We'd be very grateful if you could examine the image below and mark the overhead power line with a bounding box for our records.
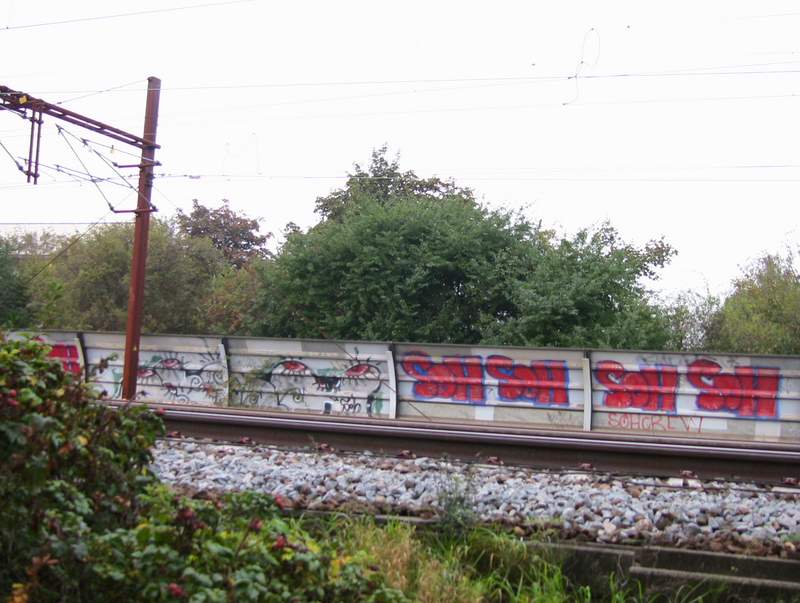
[57,125,118,212]
[0,221,130,226]
[149,172,800,184]
[1,0,256,32]
[22,208,119,285]
[8,61,800,98]
[56,79,144,106]
[0,136,24,172]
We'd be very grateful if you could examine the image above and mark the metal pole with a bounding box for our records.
[121,77,161,400]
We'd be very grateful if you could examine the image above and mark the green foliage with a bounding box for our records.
[16,220,225,333]
[0,337,405,602]
[251,148,677,348]
[253,196,538,344]
[255,190,675,349]
[0,335,164,599]
[7,151,678,350]
[326,518,602,603]
[86,488,406,603]
[177,199,271,268]
[658,291,721,352]
[314,146,475,223]
[706,252,800,355]
[436,472,478,539]
[0,241,30,327]
[200,259,267,335]
[481,224,676,350]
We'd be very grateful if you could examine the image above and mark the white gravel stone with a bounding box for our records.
[150,440,800,553]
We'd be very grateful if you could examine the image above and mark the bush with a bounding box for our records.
[0,335,406,602]
[0,335,164,599]
[88,487,406,602]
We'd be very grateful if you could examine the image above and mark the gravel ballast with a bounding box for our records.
[151,439,800,556]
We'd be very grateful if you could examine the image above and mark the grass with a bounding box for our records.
[300,515,722,603]
[290,473,722,602]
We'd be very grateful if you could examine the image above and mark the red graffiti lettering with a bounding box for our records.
[687,359,779,418]
[401,352,485,403]
[485,355,569,405]
[48,343,81,376]
[594,361,678,411]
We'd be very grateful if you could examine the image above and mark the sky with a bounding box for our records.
[1,0,799,300]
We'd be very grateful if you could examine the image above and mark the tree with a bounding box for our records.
[200,260,266,335]
[251,196,674,348]
[658,290,721,352]
[21,221,225,334]
[253,197,538,343]
[480,224,676,350]
[176,199,270,268]
[0,241,30,327]
[314,146,475,222]
[705,252,800,355]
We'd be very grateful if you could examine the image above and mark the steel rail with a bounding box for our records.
[107,401,800,483]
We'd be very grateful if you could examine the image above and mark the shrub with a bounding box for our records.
[88,487,406,602]
[0,335,406,602]
[0,335,164,598]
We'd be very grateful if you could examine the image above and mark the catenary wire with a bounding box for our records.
[0,136,24,172]
[57,125,118,211]
[0,221,130,226]
[242,91,800,121]
[22,203,132,284]
[8,61,800,97]
[1,0,256,31]
[148,172,800,183]
[34,161,134,189]
[56,79,145,106]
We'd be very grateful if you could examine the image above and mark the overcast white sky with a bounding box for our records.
[2,1,799,299]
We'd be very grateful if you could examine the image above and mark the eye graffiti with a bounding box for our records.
[234,356,388,417]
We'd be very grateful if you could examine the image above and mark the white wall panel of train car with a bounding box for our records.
[394,343,586,427]
[83,333,227,404]
[589,351,800,442]
[226,337,395,418]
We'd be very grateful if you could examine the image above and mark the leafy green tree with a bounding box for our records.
[200,260,267,334]
[176,199,271,268]
[252,197,674,348]
[658,290,721,352]
[480,224,675,349]
[21,221,225,333]
[0,241,30,327]
[314,146,475,222]
[254,197,538,343]
[706,252,800,354]
[1,232,69,327]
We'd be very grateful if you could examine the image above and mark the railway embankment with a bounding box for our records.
[152,438,800,557]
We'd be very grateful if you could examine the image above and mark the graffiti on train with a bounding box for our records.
[231,357,389,417]
[44,341,82,376]
[96,351,226,403]
[594,362,679,412]
[687,359,779,418]
[400,352,570,406]
[593,358,780,418]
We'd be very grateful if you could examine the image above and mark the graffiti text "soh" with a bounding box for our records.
[49,343,82,376]
[594,361,678,412]
[687,359,779,418]
[401,352,569,406]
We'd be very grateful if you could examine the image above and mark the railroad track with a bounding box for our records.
[107,401,800,484]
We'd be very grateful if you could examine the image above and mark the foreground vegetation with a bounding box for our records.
[2,148,799,354]
[2,336,730,602]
